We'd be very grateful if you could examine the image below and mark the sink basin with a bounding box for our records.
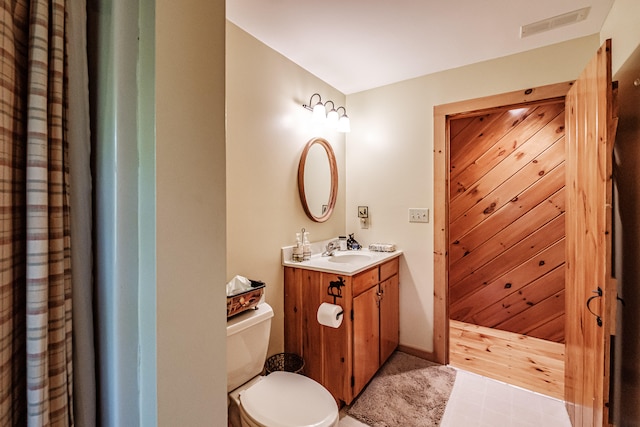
[327,253,372,264]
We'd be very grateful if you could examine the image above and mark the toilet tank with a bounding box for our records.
[227,302,274,392]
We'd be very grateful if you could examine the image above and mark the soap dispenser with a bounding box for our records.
[302,231,311,261]
[293,232,303,262]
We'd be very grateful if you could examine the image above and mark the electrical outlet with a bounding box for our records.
[409,208,429,223]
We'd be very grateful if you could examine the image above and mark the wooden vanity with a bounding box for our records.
[283,253,400,405]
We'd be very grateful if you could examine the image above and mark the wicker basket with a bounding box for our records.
[264,353,304,375]
[226,286,264,318]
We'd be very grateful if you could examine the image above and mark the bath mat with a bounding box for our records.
[347,351,456,427]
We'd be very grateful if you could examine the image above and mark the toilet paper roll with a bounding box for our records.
[317,302,344,328]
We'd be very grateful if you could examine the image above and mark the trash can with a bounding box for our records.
[264,353,304,375]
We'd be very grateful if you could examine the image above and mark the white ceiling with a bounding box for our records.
[227,0,615,94]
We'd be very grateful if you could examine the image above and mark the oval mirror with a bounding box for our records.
[298,137,338,222]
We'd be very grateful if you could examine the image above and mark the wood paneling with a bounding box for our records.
[449,187,565,274]
[451,238,565,320]
[449,100,566,343]
[449,320,565,399]
[471,265,565,332]
[449,164,565,265]
[450,103,565,208]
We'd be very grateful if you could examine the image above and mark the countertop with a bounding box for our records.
[282,244,402,276]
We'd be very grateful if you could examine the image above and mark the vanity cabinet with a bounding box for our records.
[284,256,400,404]
[352,260,399,395]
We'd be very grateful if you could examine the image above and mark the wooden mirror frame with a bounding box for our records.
[297,137,338,222]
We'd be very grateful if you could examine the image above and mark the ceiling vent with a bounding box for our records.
[520,7,591,38]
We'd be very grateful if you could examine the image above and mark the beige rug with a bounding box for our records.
[347,351,456,427]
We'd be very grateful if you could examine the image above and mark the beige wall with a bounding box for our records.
[226,22,346,356]
[601,0,640,75]
[601,0,640,423]
[345,35,600,353]
[155,0,227,425]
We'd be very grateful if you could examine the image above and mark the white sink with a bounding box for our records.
[327,253,372,264]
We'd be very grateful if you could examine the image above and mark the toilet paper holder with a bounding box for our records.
[326,278,345,319]
[327,277,345,304]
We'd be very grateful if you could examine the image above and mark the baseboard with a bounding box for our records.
[397,345,438,363]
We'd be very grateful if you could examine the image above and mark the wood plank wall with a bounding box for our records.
[448,101,566,343]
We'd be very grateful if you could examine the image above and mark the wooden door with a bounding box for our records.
[564,39,617,426]
[353,285,379,395]
[379,275,399,364]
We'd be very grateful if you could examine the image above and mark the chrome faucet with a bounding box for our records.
[322,240,340,257]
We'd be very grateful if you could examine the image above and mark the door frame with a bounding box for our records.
[432,81,574,365]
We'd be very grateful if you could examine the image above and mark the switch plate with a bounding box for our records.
[409,208,429,223]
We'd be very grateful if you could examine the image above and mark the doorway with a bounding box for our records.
[432,82,572,399]
[448,100,566,343]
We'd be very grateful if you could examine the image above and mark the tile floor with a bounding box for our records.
[338,368,571,427]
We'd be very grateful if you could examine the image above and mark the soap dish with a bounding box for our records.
[369,243,396,252]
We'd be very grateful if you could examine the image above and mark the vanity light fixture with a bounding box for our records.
[303,93,351,133]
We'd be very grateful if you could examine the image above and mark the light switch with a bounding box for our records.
[409,208,429,223]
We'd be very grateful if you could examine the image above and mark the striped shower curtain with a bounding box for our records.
[1,0,94,426]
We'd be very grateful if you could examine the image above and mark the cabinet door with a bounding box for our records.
[353,285,379,395]
[379,274,399,365]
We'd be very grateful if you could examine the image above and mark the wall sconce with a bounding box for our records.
[303,93,350,133]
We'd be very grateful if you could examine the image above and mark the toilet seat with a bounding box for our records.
[239,371,339,427]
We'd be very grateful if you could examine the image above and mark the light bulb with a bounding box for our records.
[312,102,326,123]
[326,108,339,128]
[337,114,350,133]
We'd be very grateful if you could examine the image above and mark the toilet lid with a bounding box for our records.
[240,371,338,427]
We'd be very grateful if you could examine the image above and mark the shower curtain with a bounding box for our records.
[0,0,94,425]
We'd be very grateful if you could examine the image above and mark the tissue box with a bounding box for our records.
[227,282,265,318]
[368,243,397,252]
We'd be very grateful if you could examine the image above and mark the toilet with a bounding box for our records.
[227,302,339,427]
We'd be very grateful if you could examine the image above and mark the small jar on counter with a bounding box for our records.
[339,236,347,251]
